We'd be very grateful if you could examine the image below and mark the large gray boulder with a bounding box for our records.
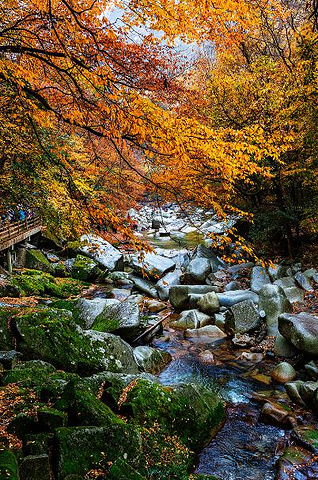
[79,234,123,271]
[169,285,219,311]
[170,309,211,329]
[197,291,220,314]
[217,290,259,308]
[92,297,141,340]
[133,346,171,373]
[225,299,261,335]
[193,244,224,272]
[279,313,318,355]
[130,274,158,298]
[250,266,271,293]
[156,269,182,301]
[76,298,120,329]
[129,252,175,279]
[294,272,314,292]
[183,257,211,284]
[258,284,293,335]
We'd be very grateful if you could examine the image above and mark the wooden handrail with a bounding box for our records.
[0,216,42,247]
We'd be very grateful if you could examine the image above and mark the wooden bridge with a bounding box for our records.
[0,216,42,252]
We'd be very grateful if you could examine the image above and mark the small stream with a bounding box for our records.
[153,330,287,480]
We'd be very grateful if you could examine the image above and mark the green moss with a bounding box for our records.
[23,433,54,456]
[55,380,123,427]
[25,249,53,273]
[91,310,120,333]
[117,379,225,450]
[53,262,70,278]
[0,449,19,480]
[11,270,84,298]
[56,424,142,480]
[14,307,138,374]
[37,407,67,430]
[71,255,99,281]
[108,459,146,479]
[2,360,56,387]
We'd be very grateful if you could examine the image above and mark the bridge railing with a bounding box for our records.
[0,216,42,247]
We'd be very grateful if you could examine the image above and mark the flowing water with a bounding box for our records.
[152,329,304,480]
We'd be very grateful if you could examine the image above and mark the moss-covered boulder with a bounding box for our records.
[105,378,225,450]
[92,297,141,340]
[14,308,139,374]
[25,249,53,273]
[11,270,83,298]
[2,360,56,386]
[71,255,101,281]
[55,424,142,480]
[0,449,19,480]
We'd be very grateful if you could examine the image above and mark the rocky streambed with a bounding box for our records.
[1,204,318,479]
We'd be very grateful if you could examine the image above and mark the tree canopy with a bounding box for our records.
[1,0,318,257]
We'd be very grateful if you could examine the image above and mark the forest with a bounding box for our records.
[1,1,318,480]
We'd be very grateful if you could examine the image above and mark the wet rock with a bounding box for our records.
[295,271,314,292]
[279,313,318,356]
[271,362,296,383]
[76,298,119,329]
[130,274,158,298]
[250,266,271,293]
[183,257,211,284]
[299,381,318,404]
[170,309,211,329]
[285,381,306,407]
[260,402,295,429]
[276,446,318,480]
[197,291,220,314]
[304,361,318,380]
[169,285,219,311]
[184,325,227,340]
[258,284,292,335]
[143,299,166,313]
[232,333,254,347]
[156,269,182,301]
[217,290,259,308]
[92,297,140,340]
[292,426,318,454]
[79,234,124,271]
[224,280,240,291]
[129,252,175,279]
[225,299,260,335]
[133,346,171,373]
[19,454,51,480]
[274,333,297,358]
